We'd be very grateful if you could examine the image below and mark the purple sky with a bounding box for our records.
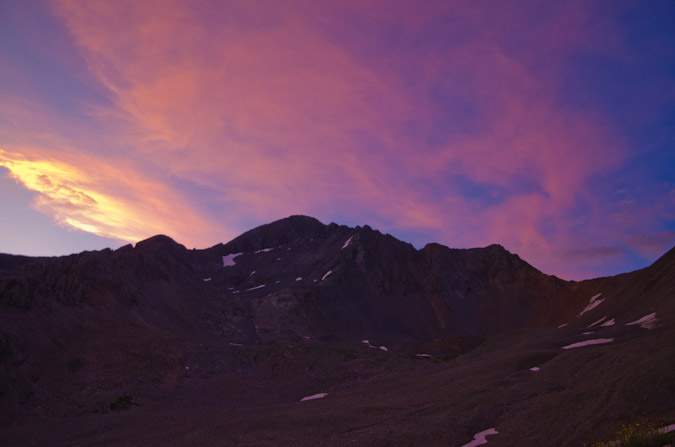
[1,0,674,280]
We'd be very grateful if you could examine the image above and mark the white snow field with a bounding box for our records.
[562,338,614,350]
[341,236,353,249]
[300,393,327,402]
[361,339,377,349]
[578,293,604,316]
[222,253,243,267]
[588,317,607,327]
[461,428,499,447]
[627,312,659,329]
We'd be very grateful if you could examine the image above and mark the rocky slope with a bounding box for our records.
[0,215,673,446]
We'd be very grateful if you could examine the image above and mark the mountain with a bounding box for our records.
[0,216,673,446]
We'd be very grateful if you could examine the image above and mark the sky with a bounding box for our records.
[0,0,674,280]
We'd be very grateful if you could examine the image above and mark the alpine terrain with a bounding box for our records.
[1,216,673,446]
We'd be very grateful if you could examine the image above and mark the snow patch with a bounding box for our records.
[222,253,243,267]
[275,280,280,284]
[245,285,266,291]
[627,313,658,329]
[557,324,567,328]
[232,291,240,294]
[300,393,327,402]
[588,317,607,327]
[601,319,615,327]
[228,343,243,347]
[562,338,614,350]
[203,278,212,282]
[583,331,593,335]
[461,428,499,447]
[321,270,333,281]
[578,294,605,316]
[255,248,274,253]
[296,277,303,281]
[416,354,432,358]
[249,271,256,276]
[361,339,379,349]
[379,346,388,352]
[530,367,540,372]
[341,236,353,249]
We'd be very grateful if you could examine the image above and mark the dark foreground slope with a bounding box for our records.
[0,216,673,446]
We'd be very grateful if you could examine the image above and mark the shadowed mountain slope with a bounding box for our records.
[0,216,673,446]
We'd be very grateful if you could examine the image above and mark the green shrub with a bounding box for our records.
[109,395,140,411]
[585,423,675,447]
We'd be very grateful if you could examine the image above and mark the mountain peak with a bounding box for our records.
[134,234,185,252]
[278,214,324,227]
[221,215,326,253]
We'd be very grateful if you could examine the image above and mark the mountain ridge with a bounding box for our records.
[1,215,672,333]
[1,215,673,446]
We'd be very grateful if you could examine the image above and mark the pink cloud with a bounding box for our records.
[0,0,664,278]
[51,2,622,242]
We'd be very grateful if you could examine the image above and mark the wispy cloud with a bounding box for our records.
[0,147,223,246]
[0,1,671,279]
[624,231,675,260]
[560,245,626,261]
[50,2,621,224]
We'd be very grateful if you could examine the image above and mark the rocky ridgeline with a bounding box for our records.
[0,215,673,446]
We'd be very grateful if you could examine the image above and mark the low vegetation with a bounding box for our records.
[585,423,675,447]
[109,395,140,411]
[94,395,140,414]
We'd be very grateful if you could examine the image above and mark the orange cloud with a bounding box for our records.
[0,147,224,246]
